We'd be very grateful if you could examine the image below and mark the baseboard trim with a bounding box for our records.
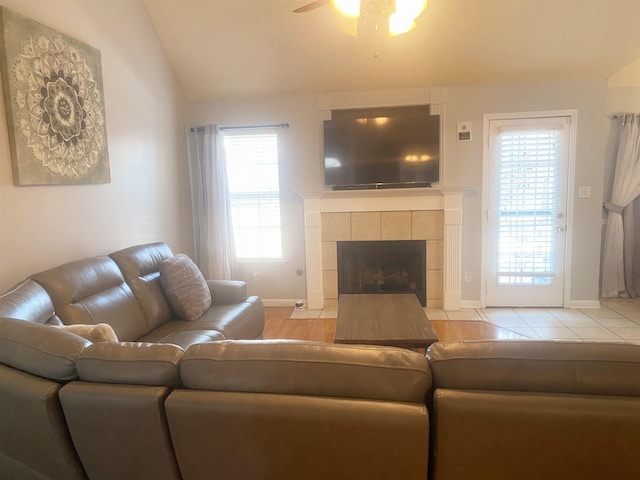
[263,298,601,309]
[459,299,602,309]
[262,299,298,307]
[461,300,483,309]
[566,300,601,309]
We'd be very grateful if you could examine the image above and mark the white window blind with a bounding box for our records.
[495,127,561,285]
[223,131,282,259]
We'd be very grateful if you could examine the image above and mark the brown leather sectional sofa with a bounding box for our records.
[1,243,640,479]
[15,242,265,348]
[0,319,431,480]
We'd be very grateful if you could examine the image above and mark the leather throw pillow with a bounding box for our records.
[160,254,212,321]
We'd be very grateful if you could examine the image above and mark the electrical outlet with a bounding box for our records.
[252,272,259,280]
[464,272,472,283]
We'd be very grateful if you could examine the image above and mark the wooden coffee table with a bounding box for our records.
[334,294,439,350]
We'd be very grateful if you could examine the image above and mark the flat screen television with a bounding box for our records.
[323,113,440,190]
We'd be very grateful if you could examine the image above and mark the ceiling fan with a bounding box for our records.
[292,0,428,36]
[293,0,329,13]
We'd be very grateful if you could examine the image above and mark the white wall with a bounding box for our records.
[187,79,608,306]
[445,80,608,306]
[0,0,191,292]
[0,4,612,306]
[608,58,640,88]
[608,87,640,112]
[187,95,318,301]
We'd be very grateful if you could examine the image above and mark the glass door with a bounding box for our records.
[485,116,570,307]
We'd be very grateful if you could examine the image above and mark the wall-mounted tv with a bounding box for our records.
[323,108,440,190]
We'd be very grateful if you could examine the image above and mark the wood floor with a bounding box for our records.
[263,306,526,344]
[264,307,337,343]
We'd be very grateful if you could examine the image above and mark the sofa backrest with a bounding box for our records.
[31,256,149,341]
[0,317,89,480]
[109,242,175,330]
[180,340,431,403]
[180,339,432,402]
[427,339,640,397]
[75,341,183,387]
[60,342,184,480]
[427,340,640,480]
[168,340,431,480]
[0,279,62,325]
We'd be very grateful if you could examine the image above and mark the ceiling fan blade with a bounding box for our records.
[293,0,329,13]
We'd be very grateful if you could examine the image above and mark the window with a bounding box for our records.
[495,127,562,285]
[222,130,282,259]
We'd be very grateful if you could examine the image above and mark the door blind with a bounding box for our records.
[495,128,561,285]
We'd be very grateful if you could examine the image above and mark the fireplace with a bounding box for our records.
[337,240,426,306]
[300,189,463,310]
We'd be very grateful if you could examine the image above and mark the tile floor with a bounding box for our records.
[290,297,640,344]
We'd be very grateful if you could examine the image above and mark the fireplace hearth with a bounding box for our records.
[337,240,426,306]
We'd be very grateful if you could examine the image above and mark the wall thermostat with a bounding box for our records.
[457,121,472,142]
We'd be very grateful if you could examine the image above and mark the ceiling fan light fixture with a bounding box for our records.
[389,14,416,36]
[331,0,361,19]
[389,0,426,35]
[330,0,427,36]
[396,0,428,20]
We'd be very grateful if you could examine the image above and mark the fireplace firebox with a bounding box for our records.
[337,240,426,306]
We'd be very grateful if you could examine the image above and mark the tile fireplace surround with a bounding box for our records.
[301,189,463,311]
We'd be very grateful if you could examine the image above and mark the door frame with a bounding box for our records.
[481,110,578,308]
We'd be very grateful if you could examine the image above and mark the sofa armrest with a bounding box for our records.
[206,280,247,305]
[0,317,89,381]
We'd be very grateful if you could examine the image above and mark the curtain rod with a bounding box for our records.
[190,123,289,132]
[221,122,289,131]
[610,113,640,120]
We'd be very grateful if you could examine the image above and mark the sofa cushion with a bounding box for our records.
[137,325,225,350]
[180,339,432,403]
[0,317,89,381]
[186,299,264,339]
[160,254,211,321]
[76,342,183,386]
[55,323,118,343]
[110,242,175,329]
[0,279,62,325]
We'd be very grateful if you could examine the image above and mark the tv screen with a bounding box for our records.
[323,113,440,190]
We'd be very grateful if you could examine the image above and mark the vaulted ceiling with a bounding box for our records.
[142,0,640,100]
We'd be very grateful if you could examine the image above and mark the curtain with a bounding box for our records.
[601,114,640,297]
[186,126,236,280]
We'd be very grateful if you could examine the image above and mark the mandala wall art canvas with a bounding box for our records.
[0,7,110,185]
